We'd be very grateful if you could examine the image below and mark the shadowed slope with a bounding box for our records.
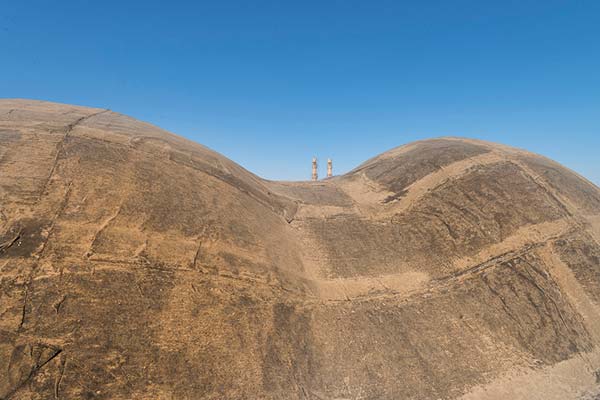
[1,99,600,400]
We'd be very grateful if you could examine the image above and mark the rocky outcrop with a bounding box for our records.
[1,99,599,399]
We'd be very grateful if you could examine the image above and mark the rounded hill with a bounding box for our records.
[1,99,600,399]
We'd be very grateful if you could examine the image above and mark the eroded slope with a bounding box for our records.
[1,100,600,400]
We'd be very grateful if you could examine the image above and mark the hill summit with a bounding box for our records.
[1,99,600,399]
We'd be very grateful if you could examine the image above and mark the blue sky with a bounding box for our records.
[1,0,599,183]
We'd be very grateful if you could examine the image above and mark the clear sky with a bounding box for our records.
[1,1,599,184]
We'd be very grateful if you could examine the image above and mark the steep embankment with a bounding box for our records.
[1,99,599,399]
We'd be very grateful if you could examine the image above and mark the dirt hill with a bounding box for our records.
[1,99,600,400]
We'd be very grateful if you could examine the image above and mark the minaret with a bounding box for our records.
[312,157,318,181]
[327,159,333,178]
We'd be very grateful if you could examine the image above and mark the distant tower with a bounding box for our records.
[312,157,318,181]
[327,159,333,178]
